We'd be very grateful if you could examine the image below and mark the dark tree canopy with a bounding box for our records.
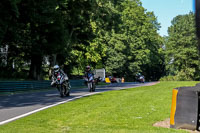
[1,0,187,81]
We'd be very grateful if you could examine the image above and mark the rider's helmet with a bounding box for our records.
[53,65,60,73]
[137,73,141,76]
[86,65,91,72]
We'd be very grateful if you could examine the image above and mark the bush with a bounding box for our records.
[160,72,193,81]
[159,75,178,81]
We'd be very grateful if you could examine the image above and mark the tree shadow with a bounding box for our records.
[0,82,143,109]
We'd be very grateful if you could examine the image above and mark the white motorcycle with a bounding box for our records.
[84,74,96,92]
[138,75,145,83]
[55,73,70,97]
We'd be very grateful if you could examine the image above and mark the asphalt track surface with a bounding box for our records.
[0,82,158,125]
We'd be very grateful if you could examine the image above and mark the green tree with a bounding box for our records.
[104,0,164,80]
[0,0,165,81]
[0,0,19,44]
[66,0,119,73]
[16,0,69,79]
[165,12,199,80]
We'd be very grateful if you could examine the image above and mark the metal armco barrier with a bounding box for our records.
[0,79,85,93]
[170,83,200,130]
[0,81,51,92]
[70,79,85,88]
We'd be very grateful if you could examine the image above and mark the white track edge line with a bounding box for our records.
[0,91,101,125]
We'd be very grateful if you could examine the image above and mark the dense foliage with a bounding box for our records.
[163,12,199,81]
[2,0,196,81]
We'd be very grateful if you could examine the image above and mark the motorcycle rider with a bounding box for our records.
[84,65,93,77]
[136,73,141,78]
[84,66,94,85]
[136,73,145,83]
[51,65,69,87]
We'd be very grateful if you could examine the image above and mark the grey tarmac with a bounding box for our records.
[0,82,159,125]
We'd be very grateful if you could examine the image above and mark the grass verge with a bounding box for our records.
[0,81,198,133]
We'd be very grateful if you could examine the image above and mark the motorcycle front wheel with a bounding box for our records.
[88,82,93,92]
[60,84,65,97]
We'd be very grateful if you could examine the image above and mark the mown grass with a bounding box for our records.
[0,81,198,133]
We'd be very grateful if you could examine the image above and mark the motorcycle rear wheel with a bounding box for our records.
[92,82,96,92]
[64,82,70,96]
[65,86,70,96]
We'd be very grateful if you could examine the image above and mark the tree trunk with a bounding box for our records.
[29,54,42,80]
[48,54,57,80]
[50,54,57,67]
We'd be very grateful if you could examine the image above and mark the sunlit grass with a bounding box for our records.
[0,81,198,133]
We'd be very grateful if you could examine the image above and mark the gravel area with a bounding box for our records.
[153,118,199,133]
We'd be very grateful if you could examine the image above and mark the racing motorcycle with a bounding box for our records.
[84,73,96,92]
[55,73,70,97]
[137,75,145,83]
